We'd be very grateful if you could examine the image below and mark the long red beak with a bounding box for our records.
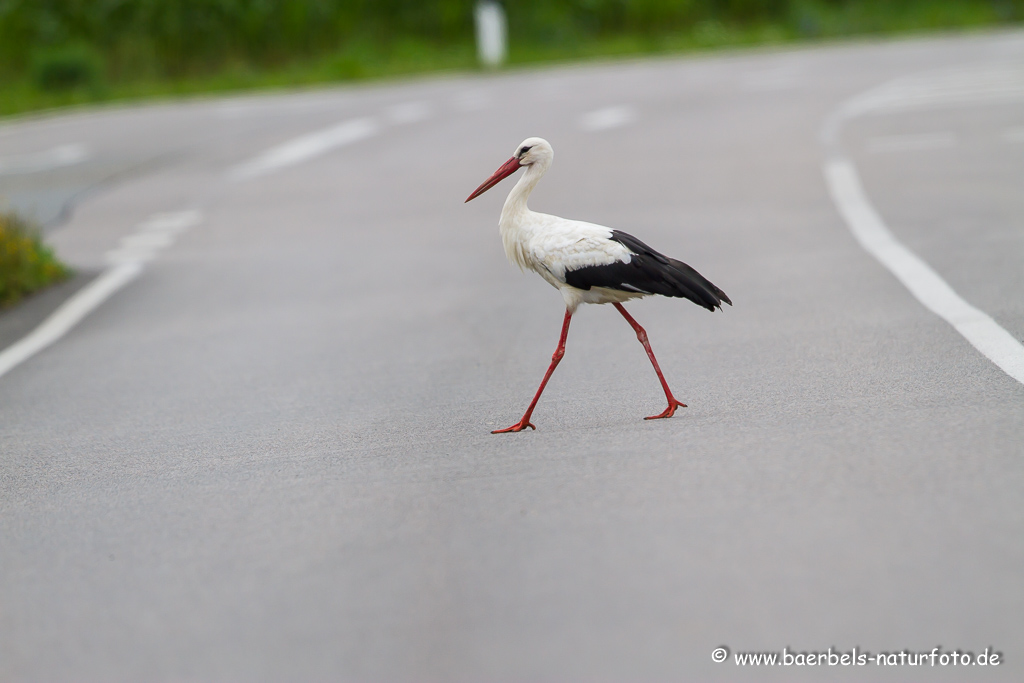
[465,156,522,202]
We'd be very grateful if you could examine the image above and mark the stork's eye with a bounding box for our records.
[518,146,533,157]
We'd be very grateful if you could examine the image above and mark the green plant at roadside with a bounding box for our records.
[2,2,1020,80]
[0,211,70,309]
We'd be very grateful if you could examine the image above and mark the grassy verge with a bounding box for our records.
[0,212,70,309]
[0,40,479,118]
[0,3,1020,118]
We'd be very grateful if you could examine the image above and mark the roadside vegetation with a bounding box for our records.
[0,1,1021,117]
[0,211,70,309]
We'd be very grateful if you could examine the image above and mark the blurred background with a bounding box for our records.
[5,0,1019,306]
[2,1,1023,116]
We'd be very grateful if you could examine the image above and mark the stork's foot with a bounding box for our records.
[492,419,537,434]
[644,399,687,420]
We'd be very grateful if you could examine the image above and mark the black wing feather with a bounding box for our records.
[563,230,732,312]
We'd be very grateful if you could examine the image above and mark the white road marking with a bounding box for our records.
[0,210,202,381]
[823,64,1024,386]
[839,65,1024,119]
[580,106,635,132]
[229,118,378,180]
[105,210,202,265]
[2,104,410,381]
[824,159,1024,385]
[0,144,88,175]
[866,132,956,153]
[138,211,202,233]
[214,93,350,120]
[822,64,1024,146]
[0,263,142,380]
[1004,126,1024,143]
[385,101,432,125]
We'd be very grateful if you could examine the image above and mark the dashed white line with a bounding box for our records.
[0,210,202,381]
[138,211,200,234]
[866,132,956,153]
[2,99,417,379]
[0,144,89,175]
[824,159,1024,385]
[580,106,635,132]
[105,211,202,265]
[229,117,378,181]
[385,101,432,125]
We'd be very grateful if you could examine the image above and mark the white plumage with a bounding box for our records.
[466,137,730,433]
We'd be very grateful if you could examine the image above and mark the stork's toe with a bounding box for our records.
[644,399,687,420]
[491,420,537,434]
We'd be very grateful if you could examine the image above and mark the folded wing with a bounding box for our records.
[563,230,732,312]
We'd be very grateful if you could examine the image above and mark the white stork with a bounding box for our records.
[466,137,731,433]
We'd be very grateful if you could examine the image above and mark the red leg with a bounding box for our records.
[613,303,687,420]
[493,309,573,434]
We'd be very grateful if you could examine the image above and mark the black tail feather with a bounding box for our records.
[563,230,732,312]
[608,230,730,311]
[666,258,732,311]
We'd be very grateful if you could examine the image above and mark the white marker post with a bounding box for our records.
[475,0,507,68]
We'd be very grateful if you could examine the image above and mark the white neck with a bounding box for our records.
[499,160,548,226]
[496,159,550,271]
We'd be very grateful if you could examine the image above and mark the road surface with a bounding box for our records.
[1,31,1023,681]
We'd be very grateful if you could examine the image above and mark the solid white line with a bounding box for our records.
[842,65,1024,117]
[866,132,956,153]
[229,117,378,180]
[824,159,1024,385]
[0,210,202,381]
[0,263,142,380]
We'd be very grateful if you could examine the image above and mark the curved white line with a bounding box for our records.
[824,159,1024,385]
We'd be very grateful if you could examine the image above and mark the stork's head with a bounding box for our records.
[465,137,553,202]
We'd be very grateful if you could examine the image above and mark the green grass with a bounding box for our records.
[0,2,1020,118]
[0,39,480,118]
[0,212,70,309]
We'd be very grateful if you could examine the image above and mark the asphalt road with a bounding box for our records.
[2,32,1023,681]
